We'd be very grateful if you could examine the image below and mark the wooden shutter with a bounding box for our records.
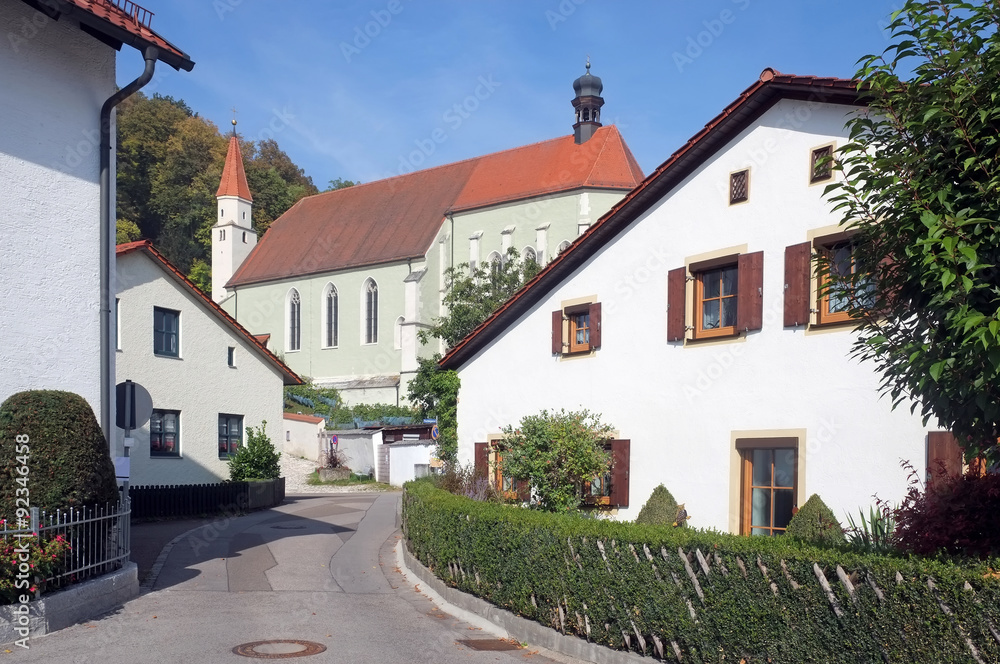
[608,439,630,507]
[784,242,811,327]
[474,442,488,479]
[516,478,531,502]
[667,267,686,342]
[551,310,563,354]
[927,432,963,484]
[736,251,763,332]
[589,302,602,349]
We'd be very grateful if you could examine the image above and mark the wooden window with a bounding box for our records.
[811,145,834,183]
[730,169,749,204]
[739,440,797,536]
[695,264,738,338]
[153,307,179,357]
[817,240,873,325]
[287,289,301,351]
[150,409,180,457]
[218,414,243,458]
[552,302,602,355]
[492,450,530,502]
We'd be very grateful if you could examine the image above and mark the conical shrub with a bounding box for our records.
[785,494,845,545]
[635,484,680,526]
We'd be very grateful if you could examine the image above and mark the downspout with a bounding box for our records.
[100,46,158,447]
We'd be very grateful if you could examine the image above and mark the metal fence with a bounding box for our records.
[1,500,130,591]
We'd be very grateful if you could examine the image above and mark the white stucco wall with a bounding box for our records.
[454,99,937,532]
[116,252,289,485]
[329,430,379,477]
[388,441,434,487]
[0,2,115,424]
[282,416,324,461]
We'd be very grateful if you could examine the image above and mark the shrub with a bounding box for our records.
[635,484,679,526]
[228,421,281,481]
[0,390,119,519]
[845,497,897,553]
[0,533,71,604]
[498,409,612,513]
[784,494,845,546]
[433,464,499,503]
[403,481,1000,664]
[895,463,1000,558]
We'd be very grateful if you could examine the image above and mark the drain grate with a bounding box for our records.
[456,639,521,651]
[232,640,327,659]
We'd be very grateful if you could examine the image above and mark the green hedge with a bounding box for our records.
[403,481,1000,663]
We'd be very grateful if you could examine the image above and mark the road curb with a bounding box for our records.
[397,540,649,664]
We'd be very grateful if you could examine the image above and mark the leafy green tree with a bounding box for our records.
[407,355,460,464]
[326,177,359,191]
[228,421,281,481]
[116,219,142,245]
[829,0,1000,464]
[498,409,612,512]
[188,259,211,294]
[421,247,540,348]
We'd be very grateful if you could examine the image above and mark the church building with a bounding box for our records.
[213,65,644,404]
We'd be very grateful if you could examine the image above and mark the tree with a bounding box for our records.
[116,219,142,245]
[421,246,541,348]
[498,409,612,512]
[326,177,359,191]
[407,355,460,464]
[828,0,1000,465]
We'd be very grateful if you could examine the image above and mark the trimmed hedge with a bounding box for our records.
[403,481,1000,663]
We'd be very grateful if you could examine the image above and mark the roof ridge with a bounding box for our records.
[582,127,612,184]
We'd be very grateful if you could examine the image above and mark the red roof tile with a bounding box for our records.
[283,412,325,424]
[116,241,302,385]
[217,136,253,201]
[441,70,864,370]
[227,126,643,287]
[56,0,193,71]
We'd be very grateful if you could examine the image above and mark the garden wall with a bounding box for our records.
[402,482,1000,663]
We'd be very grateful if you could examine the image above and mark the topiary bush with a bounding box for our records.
[635,484,679,526]
[228,421,281,481]
[0,390,119,518]
[785,494,845,546]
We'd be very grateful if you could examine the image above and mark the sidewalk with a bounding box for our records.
[129,516,218,585]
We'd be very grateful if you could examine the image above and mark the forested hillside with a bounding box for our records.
[115,93,320,292]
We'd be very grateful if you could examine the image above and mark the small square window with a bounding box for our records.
[219,414,243,458]
[227,346,235,367]
[811,145,834,183]
[153,307,179,357]
[150,409,180,457]
[694,264,738,338]
[730,169,749,205]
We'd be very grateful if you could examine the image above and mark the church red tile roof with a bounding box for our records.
[217,135,253,201]
[116,241,302,385]
[52,0,194,71]
[227,125,643,287]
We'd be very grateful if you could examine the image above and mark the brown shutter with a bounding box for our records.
[667,267,686,342]
[516,478,531,502]
[551,310,563,354]
[474,442,488,479]
[784,242,811,327]
[927,432,963,485]
[736,251,763,332]
[589,302,602,349]
[608,439,630,507]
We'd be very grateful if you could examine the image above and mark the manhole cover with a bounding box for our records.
[456,639,521,651]
[270,525,307,530]
[232,640,327,659]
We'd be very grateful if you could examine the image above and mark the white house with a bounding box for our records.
[282,412,325,462]
[0,0,192,453]
[116,240,302,485]
[441,69,955,534]
[216,65,644,405]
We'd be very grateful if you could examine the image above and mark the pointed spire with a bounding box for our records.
[216,133,253,201]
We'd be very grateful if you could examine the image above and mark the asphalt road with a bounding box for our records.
[5,492,563,663]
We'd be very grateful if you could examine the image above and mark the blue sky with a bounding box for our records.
[120,0,904,188]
